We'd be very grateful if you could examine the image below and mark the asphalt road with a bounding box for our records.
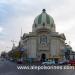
[0,59,75,75]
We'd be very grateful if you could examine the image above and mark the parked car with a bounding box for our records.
[10,58,14,61]
[17,58,24,64]
[68,60,75,65]
[42,60,55,65]
[58,60,69,65]
[0,58,5,61]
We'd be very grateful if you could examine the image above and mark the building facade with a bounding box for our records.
[19,9,66,62]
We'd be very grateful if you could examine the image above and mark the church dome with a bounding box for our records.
[32,9,56,32]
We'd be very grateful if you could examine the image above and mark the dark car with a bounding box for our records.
[17,58,24,64]
[68,60,75,65]
[58,60,69,65]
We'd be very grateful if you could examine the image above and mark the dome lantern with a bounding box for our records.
[42,9,46,13]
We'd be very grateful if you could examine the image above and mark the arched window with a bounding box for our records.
[51,24,53,27]
[40,35,47,43]
[35,24,37,28]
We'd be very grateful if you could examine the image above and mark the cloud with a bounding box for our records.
[0,27,3,33]
[0,0,75,53]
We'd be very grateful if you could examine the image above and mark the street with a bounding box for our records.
[0,59,75,75]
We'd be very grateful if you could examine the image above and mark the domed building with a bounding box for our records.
[20,9,66,62]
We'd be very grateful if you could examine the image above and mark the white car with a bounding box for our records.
[42,60,55,65]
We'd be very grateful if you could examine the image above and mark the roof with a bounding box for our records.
[34,9,54,25]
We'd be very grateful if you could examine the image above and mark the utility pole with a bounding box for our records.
[20,27,23,38]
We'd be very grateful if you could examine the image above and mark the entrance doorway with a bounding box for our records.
[54,58,58,64]
[41,53,46,62]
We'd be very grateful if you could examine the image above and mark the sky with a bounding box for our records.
[0,0,75,53]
